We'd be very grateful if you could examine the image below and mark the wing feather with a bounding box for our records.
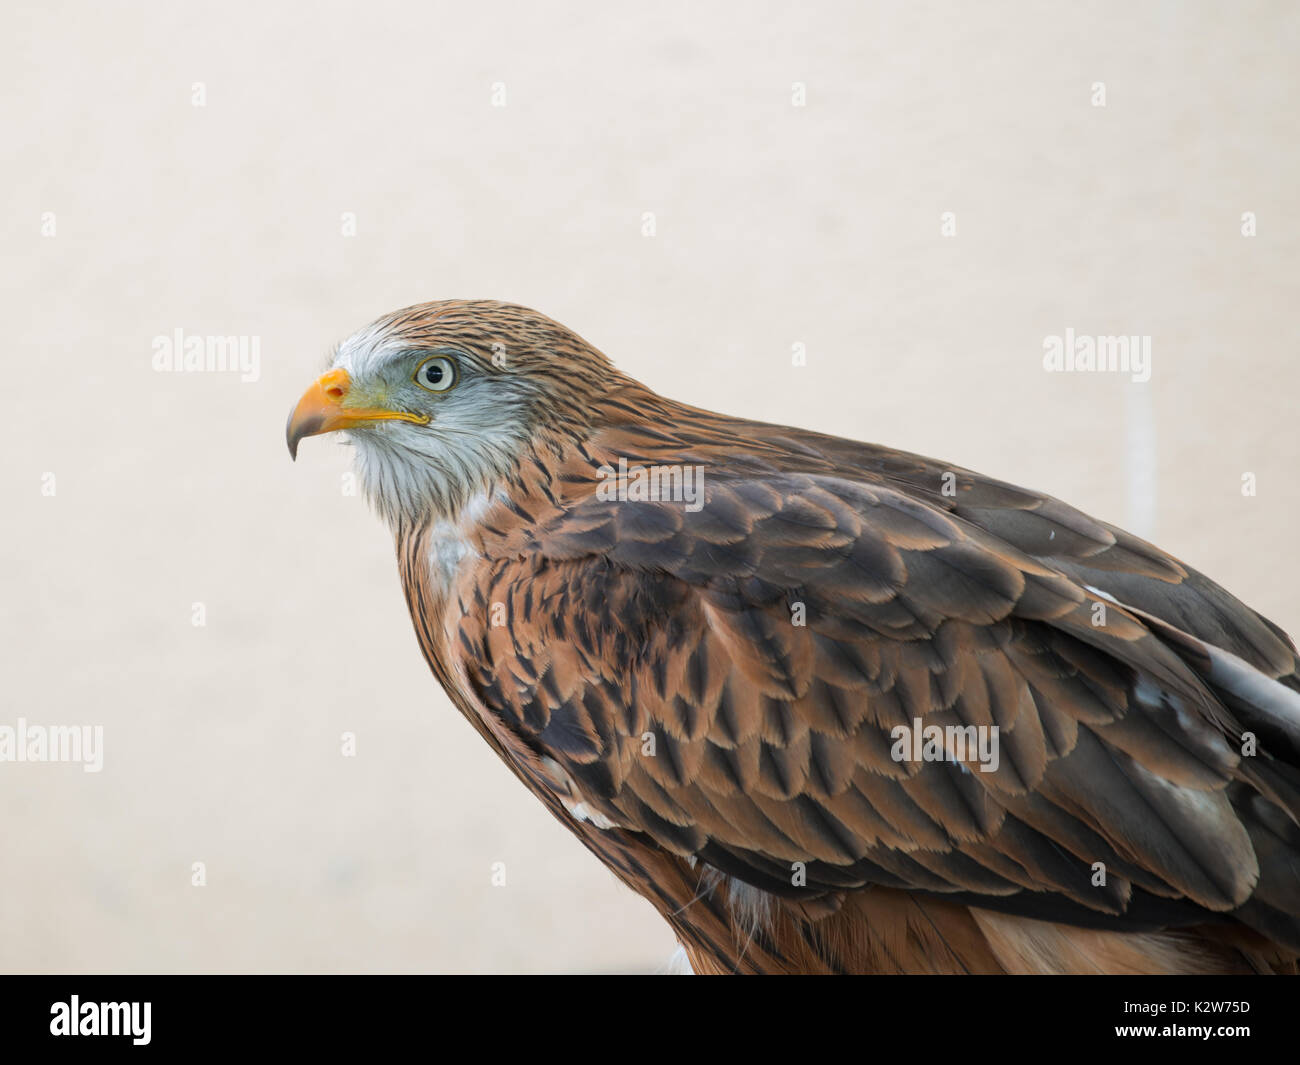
[455,459,1300,948]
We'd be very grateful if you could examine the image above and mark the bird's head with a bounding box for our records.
[287,300,625,527]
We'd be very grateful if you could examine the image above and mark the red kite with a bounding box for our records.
[287,300,1300,974]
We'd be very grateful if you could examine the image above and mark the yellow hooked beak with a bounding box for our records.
[286,368,429,459]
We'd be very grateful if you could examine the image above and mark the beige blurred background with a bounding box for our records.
[2,0,1297,973]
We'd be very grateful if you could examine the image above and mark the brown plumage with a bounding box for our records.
[288,300,1300,974]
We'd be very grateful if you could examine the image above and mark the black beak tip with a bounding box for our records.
[286,410,327,462]
[286,411,301,461]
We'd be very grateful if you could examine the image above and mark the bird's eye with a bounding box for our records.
[414,356,458,393]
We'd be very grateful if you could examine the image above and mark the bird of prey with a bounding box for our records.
[287,300,1300,974]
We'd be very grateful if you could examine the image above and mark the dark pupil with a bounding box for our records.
[425,363,444,385]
